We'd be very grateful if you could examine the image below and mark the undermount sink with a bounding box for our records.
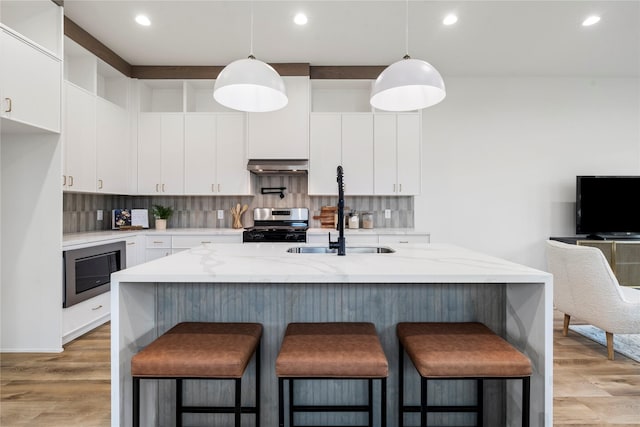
[287,246,395,254]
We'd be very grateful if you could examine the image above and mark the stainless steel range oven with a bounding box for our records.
[63,241,126,308]
[242,208,308,243]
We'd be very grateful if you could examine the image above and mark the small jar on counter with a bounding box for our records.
[361,212,374,229]
[348,213,359,229]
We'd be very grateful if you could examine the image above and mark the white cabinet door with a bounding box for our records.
[138,113,184,195]
[373,113,421,195]
[1,29,61,132]
[63,82,96,192]
[96,98,129,194]
[216,114,250,195]
[125,236,141,268]
[184,114,216,194]
[373,114,397,195]
[309,113,341,195]
[396,114,421,195]
[248,76,309,159]
[184,113,249,195]
[341,114,373,195]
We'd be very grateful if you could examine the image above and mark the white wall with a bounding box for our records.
[415,77,640,270]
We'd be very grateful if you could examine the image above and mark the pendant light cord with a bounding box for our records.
[404,0,409,58]
[249,0,255,58]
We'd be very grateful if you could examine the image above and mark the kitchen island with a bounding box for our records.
[111,242,552,427]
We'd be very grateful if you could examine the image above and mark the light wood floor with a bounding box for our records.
[1,311,639,426]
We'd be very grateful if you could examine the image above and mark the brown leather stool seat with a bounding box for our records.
[276,322,388,427]
[397,322,532,427]
[131,322,262,427]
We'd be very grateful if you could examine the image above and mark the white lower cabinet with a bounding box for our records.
[378,233,430,244]
[62,287,110,344]
[145,235,172,261]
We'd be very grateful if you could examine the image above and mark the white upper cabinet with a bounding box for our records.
[309,114,342,195]
[308,113,374,195]
[374,113,421,195]
[63,37,130,193]
[63,82,96,192]
[96,98,130,194]
[138,113,185,195]
[1,1,62,133]
[1,30,61,133]
[247,76,309,159]
[184,113,250,195]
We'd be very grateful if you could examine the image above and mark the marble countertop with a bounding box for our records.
[112,242,550,284]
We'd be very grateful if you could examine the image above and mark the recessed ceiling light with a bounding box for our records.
[294,12,308,26]
[135,14,151,26]
[443,14,458,26]
[582,15,601,26]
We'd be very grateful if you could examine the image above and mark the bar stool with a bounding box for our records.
[397,322,532,427]
[131,322,262,427]
[276,322,388,427]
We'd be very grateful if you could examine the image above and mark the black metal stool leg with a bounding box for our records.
[278,378,285,427]
[381,377,387,427]
[398,343,404,427]
[368,378,373,427]
[523,376,530,427]
[132,377,140,427]
[256,341,261,427]
[421,377,428,427]
[477,378,484,427]
[289,379,294,426]
[176,378,183,427]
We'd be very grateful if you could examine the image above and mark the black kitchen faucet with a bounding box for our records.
[329,165,346,256]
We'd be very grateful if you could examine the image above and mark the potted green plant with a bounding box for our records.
[152,204,173,230]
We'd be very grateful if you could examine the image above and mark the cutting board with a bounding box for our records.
[313,206,337,229]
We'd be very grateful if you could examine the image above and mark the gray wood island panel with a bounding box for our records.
[111,243,553,427]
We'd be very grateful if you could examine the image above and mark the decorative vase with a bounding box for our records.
[155,219,167,230]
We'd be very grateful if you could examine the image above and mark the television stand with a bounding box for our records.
[586,234,640,241]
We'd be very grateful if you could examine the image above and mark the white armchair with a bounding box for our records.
[546,240,640,360]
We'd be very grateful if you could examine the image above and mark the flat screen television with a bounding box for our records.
[576,176,640,239]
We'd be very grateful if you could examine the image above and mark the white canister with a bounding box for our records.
[348,214,359,229]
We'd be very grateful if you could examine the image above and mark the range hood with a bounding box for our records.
[247,159,308,175]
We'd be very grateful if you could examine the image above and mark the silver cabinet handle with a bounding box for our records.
[4,98,12,113]
[212,184,215,193]
[98,179,103,189]
[155,183,159,192]
[218,184,221,192]
[62,175,67,186]
[91,305,103,311]
[399,183,402,192]
[200,241,212,244]
[393,183,396,192]
[69,176,74,187]
[399,240,409,244]
[153,241,163,244]
[162,183,165,192]
[127,242,135,246]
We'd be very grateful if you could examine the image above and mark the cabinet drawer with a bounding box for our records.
[145,248,172,262]
[378,234,430,244]
[146,235,172,248]
[172,234,241,248]
[62,292,110,343]
[345,234,378,244]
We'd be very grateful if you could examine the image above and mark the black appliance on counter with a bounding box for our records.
[242,208,308,243]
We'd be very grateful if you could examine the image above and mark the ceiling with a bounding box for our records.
[62,1,640,78]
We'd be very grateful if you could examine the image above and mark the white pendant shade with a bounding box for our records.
[370,57,446,111]
[213,57,288,113]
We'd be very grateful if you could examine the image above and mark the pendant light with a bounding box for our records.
[213,1,288,112]
[370,0,445,111]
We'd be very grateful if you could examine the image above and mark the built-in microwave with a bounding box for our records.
[63,241,126,308]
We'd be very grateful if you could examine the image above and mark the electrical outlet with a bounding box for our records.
[217,210,224,220]
[384,209,391,219]
[97,209,103,221]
